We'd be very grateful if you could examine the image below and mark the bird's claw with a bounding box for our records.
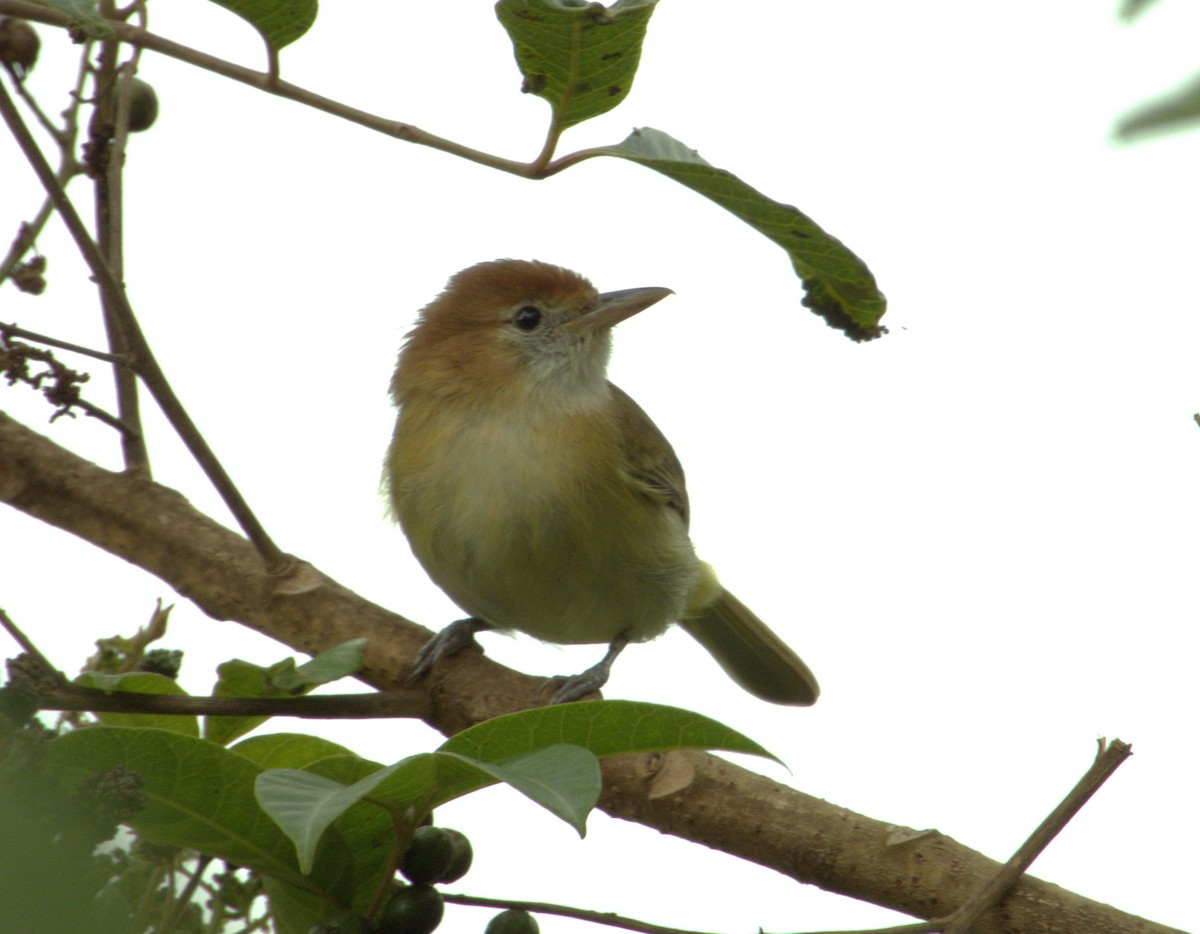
[405,617,488,685]
[543,632,629,704]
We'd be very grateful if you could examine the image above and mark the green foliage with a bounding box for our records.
[617,128,886,338]
[205,0,319,53]
[491,0,885,338]
[495,0,658,130]
[29,698,773,930]
[77,670,200,736]
[205,638,365,745]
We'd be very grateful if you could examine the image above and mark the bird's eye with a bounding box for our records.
[513,305,542,332]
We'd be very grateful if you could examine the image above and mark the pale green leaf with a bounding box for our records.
[255,762,405,874]
[442,745,599,836]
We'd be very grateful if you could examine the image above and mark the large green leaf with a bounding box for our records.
[75,672,198,736]
[602,127,887,340]
[442,698,780,763]
[205,0,319,52]
[441,744,599,835]
[256,763,402,874]
[47,727,352,900]
[232,732,365,771]
[256,699,775,881]
[495,0,658,131]
[258,743,599,874]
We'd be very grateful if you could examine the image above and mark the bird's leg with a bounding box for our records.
[405,617,492,685]
[547,632,631,704]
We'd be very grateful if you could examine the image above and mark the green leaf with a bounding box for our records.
[1115,71,1200,140]
[75,672,198,736]
[231,733,363,770]
[262,877,332,934]
[256,763,405,874]
[602,127,886,340]
[259,744,599,875]
[258,701,772,884]
[291,638,366,686]
[443,744,599,836]
[441,698,781,764]
[47,727,352,899]
[205,0,318,52]
[205,640,364,746]
[38,0,114,38]
[495,0,658,131]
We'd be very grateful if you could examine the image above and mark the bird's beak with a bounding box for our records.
[571,286,674,333]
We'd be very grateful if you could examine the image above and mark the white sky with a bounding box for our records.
[2,2,1198,932]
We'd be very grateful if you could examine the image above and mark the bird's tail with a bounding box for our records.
[680,566,819,706]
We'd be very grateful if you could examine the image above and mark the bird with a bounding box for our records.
[385,259,819,706]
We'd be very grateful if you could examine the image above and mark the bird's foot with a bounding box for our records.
[544,633,630,704]
[405,617,490,685]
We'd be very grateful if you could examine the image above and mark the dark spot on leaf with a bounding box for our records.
[801,276,888,342]
[790,229,811,239]
[601,51,622,61]
[522,73,547,94]
[607,85,622,96]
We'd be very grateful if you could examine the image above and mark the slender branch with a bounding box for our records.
[0,47,89,283]
[6,55,66,142]
[939,738,1134,934]
[0,77,288,570]
[31,683,429,719]
[0,606,67,686]
[69,395,140,436]
[0,322,134,365]
[162,856,213,934]
[90,4,150,472]
[0,0,569,178]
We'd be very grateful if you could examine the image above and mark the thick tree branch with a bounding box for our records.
[0,411,1182,934]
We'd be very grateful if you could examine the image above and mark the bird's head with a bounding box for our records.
[392,259,672,408]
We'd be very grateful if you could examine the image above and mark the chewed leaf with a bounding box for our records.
[604,127,887,341]
[495,0,659,131]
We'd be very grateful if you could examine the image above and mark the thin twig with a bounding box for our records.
[30,683,429,719]
[0,76,288,570]
[91,3,150,472]
[6,57,67,142]
[160,855,213,934]
[938,738,1133,934]
[0,606,68,685]
[444,893,722,934]
[0,47,89,283]
[1,321,134,365]
[0,0,557,177]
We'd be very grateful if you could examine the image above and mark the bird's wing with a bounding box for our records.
[607,381,690,528]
